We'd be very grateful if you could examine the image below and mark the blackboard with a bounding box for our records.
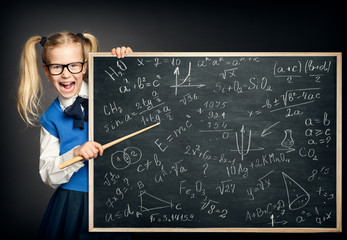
[88,53,342,232]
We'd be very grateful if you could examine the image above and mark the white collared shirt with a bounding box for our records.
[39,81,88,189]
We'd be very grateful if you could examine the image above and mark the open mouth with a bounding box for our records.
[60,82,75,91]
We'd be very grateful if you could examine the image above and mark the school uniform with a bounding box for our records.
[37,81,131,240]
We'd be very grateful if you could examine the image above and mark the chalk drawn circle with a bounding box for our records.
[124,147,142,165]
[111,151,130,170]
[288,195,310,210]
[110,147,142,170]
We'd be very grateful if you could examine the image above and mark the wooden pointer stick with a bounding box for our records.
[58,122,160,169]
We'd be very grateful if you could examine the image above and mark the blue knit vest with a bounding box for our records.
[39,98,88,192]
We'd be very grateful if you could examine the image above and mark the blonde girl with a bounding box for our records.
[17,31,132,240]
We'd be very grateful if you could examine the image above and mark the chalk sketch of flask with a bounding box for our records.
[281,129,294,150]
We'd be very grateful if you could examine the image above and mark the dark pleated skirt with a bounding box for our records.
[38,188,132,240]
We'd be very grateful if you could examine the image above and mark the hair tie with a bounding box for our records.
[77,33,85,43]
[40,36,47,47]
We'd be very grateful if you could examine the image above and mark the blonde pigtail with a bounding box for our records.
[81,32,99,81]
[83,32,99,57]
[17,36,43,126]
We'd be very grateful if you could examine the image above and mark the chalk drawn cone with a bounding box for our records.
[282,172,310,210]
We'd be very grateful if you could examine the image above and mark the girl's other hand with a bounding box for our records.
[111,46,133,58]
[73,141,104,160]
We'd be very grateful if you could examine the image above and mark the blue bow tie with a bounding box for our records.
[63,96,88,129]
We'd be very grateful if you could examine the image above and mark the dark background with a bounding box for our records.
[1,0,345,239]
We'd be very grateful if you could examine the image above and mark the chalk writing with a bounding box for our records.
[92,54,339,230]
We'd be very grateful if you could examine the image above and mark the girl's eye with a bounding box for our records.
[52,65,62,70]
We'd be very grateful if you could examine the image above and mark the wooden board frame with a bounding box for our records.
[88,52,342,233]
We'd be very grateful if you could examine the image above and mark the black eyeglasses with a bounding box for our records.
[45,62,85,75]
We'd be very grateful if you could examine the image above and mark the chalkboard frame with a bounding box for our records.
[88,52,342,233]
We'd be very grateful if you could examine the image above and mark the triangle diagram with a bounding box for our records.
[139,190,173,212]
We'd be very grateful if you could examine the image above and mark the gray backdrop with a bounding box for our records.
[1,1,345,239]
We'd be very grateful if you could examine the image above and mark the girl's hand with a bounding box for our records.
[111,46,133,58]
[73,141,104,160]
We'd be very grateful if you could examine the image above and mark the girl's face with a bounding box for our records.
[43,43,86,99]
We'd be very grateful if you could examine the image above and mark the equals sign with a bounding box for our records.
[167,135,174,142]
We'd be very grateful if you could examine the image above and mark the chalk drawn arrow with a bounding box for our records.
[171,62,205,95]
[261,121,280,137]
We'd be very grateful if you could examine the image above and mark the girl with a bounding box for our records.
[17,31,132,240]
